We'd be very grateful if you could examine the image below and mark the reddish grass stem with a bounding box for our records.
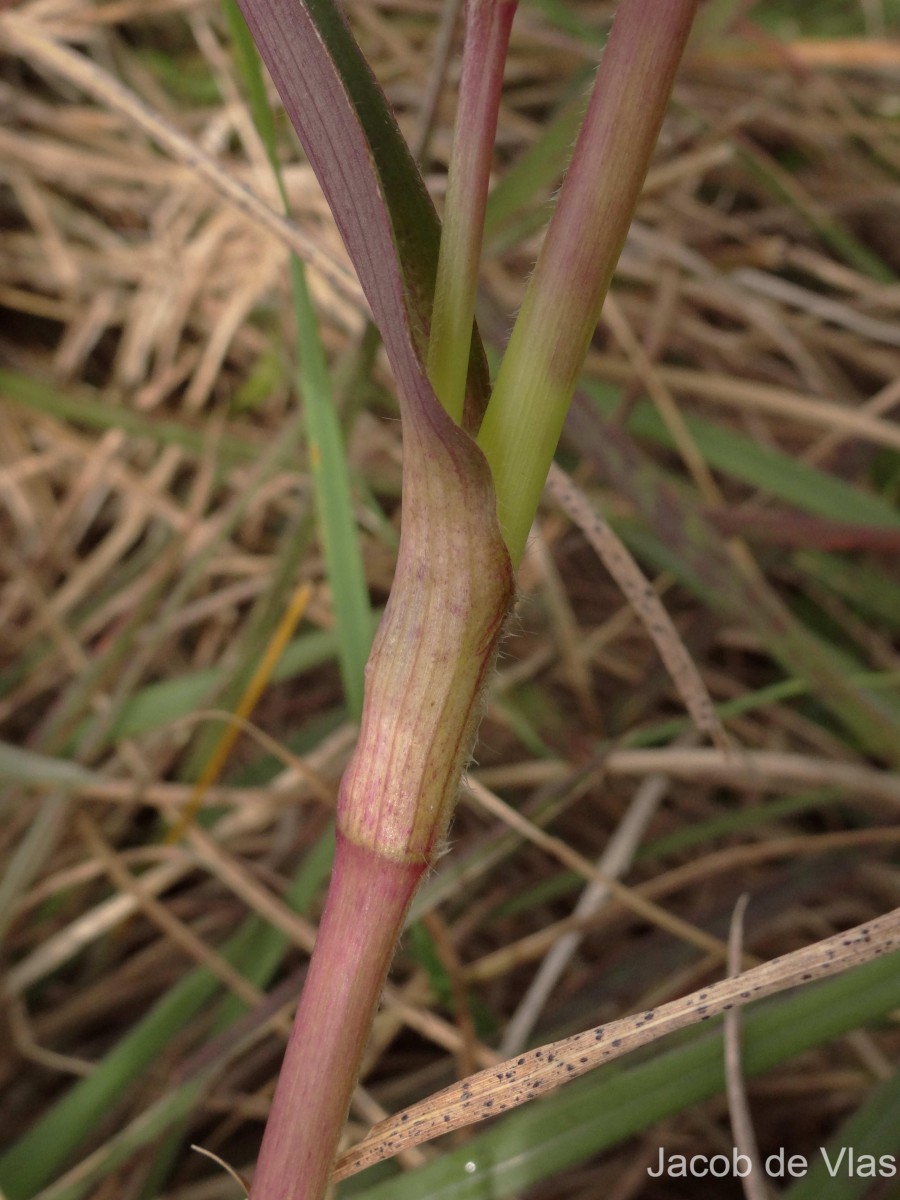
[249,835,424,1200]
[477,0,699,563]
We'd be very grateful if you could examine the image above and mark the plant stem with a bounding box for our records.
[477,0,699,565]
[249,835,424,1200]
[428,0,518,424]
[248,391,513,1200]
[232,3,697,1195]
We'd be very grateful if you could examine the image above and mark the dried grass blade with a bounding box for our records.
[0,13,361,308]
[334,906,900,1180]
[546,462,726,747]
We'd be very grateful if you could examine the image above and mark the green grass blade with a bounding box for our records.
[288,256,372,719]
[591,386,900,530]
[795,551,900,633]
[0,369,256,469]
[31,1084,217,1200]
[99,624,343,741]
[0,743,96,788]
